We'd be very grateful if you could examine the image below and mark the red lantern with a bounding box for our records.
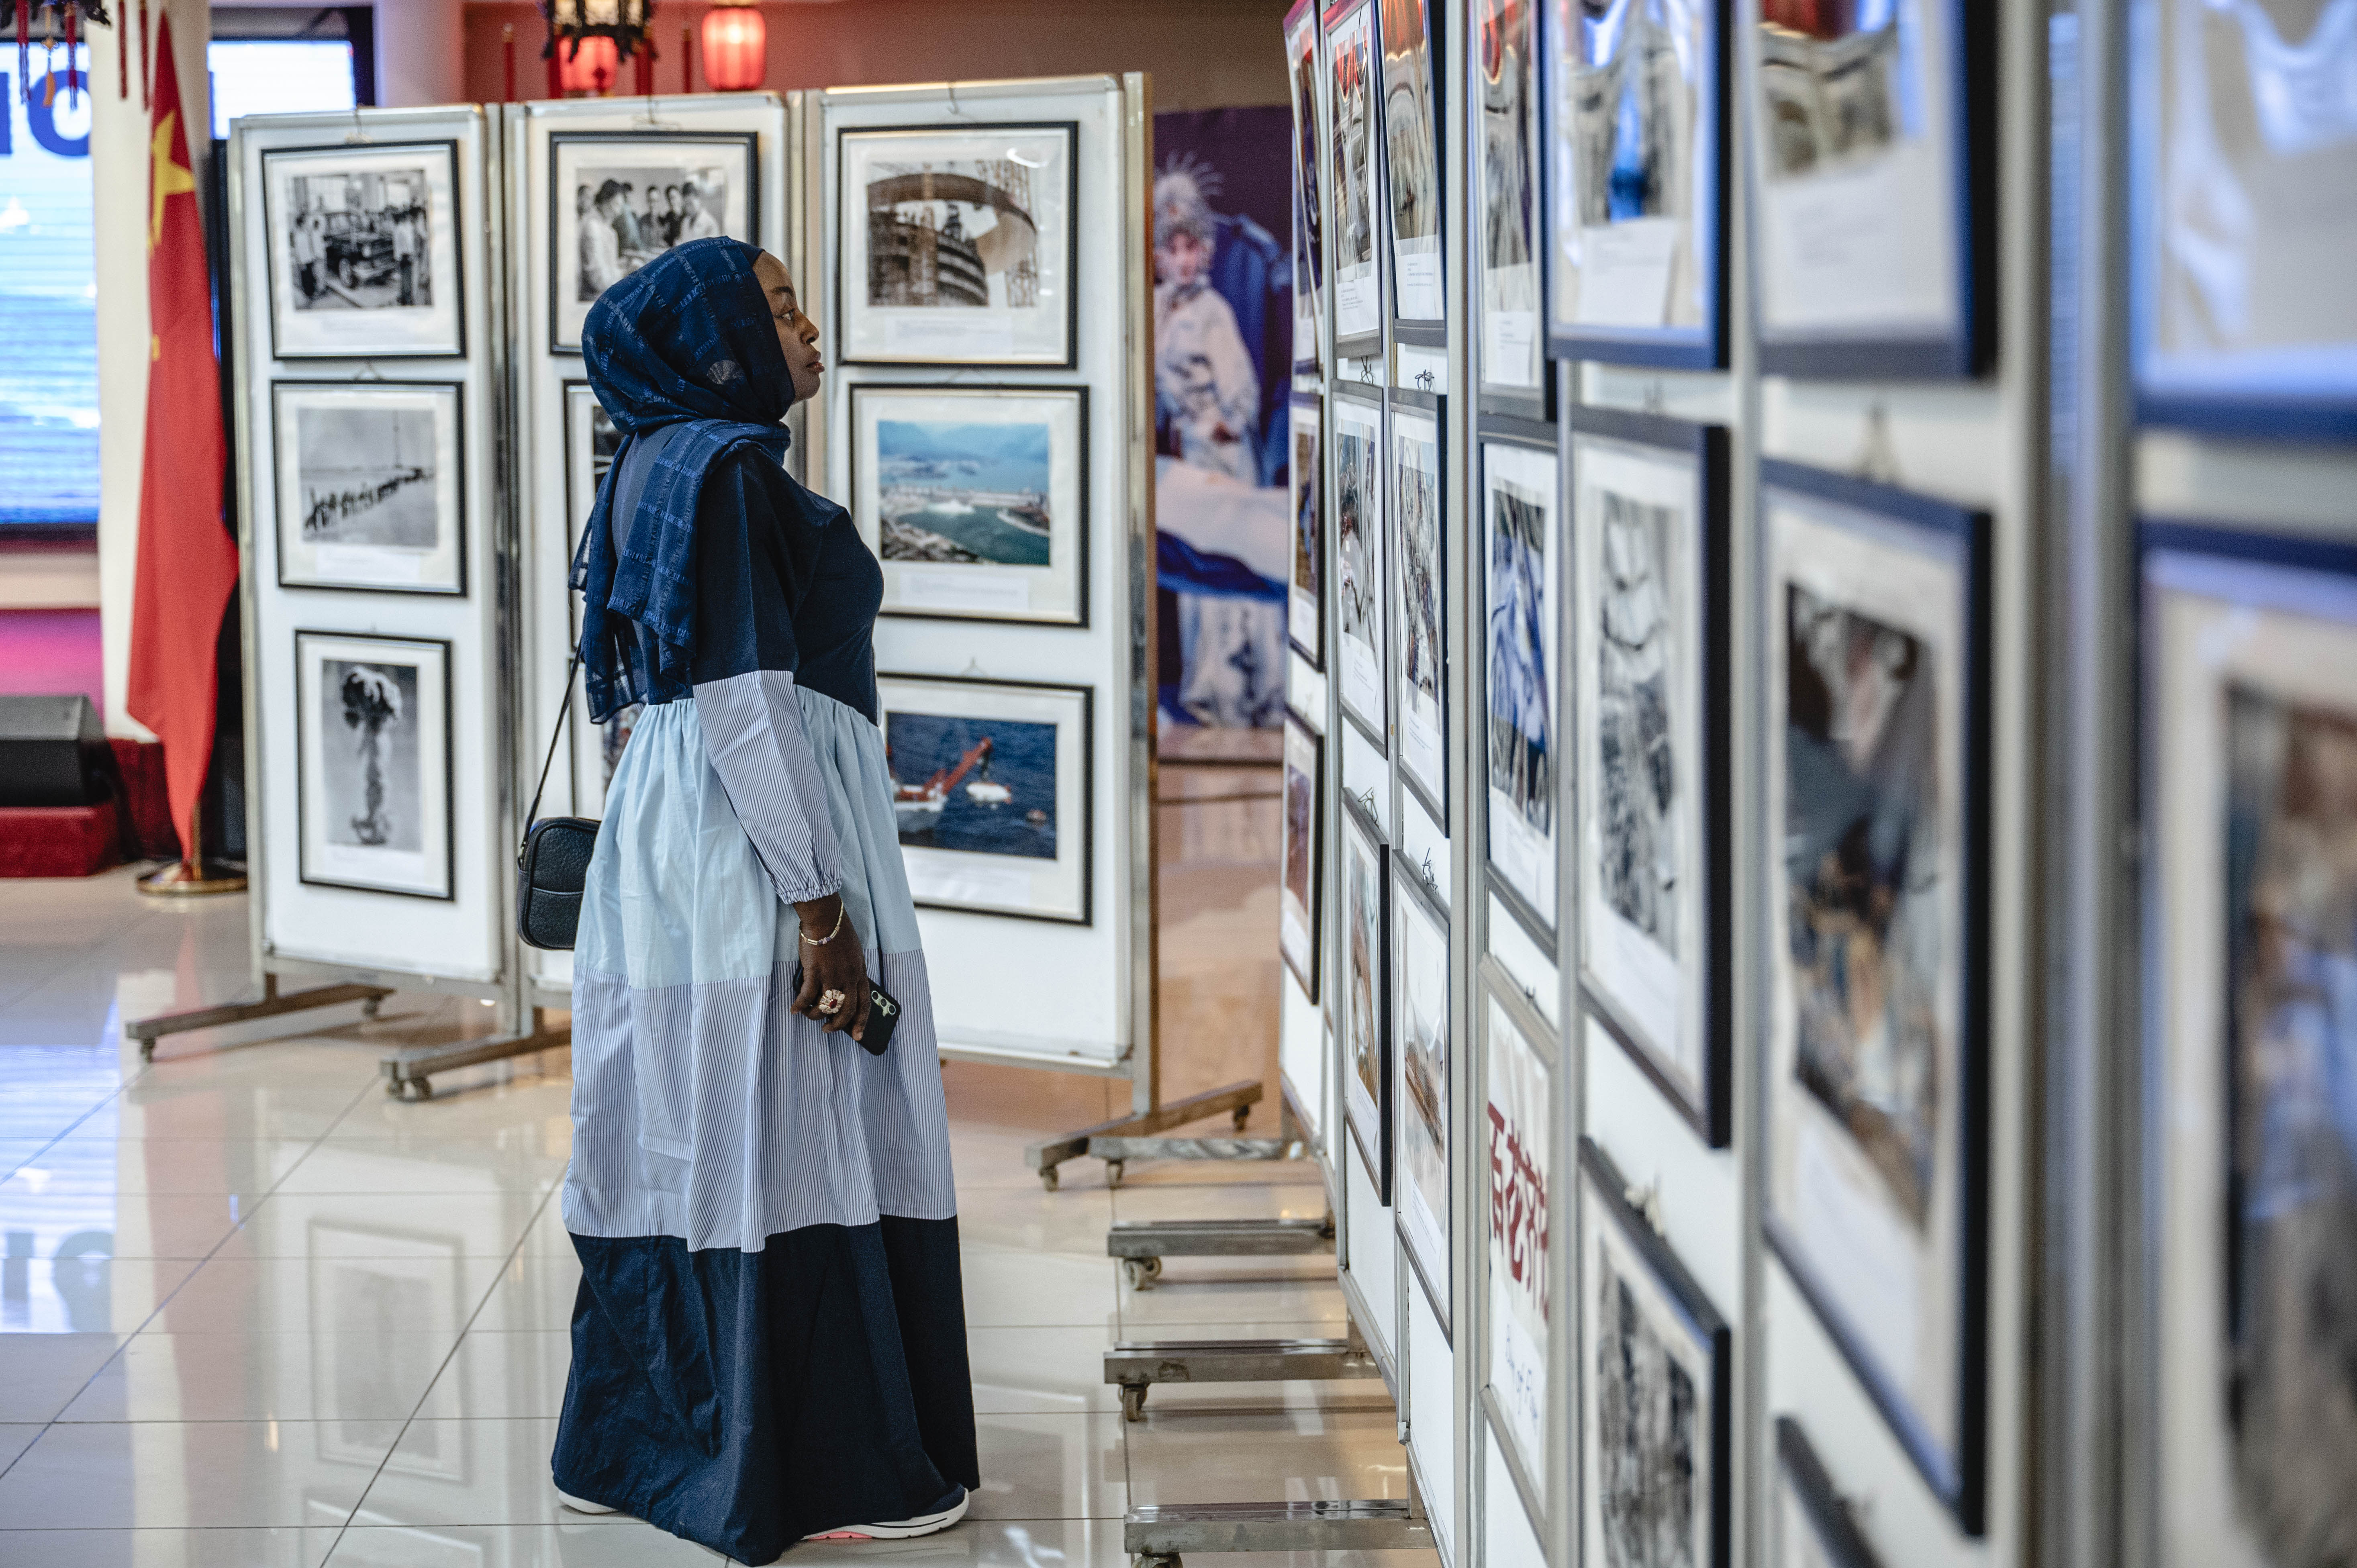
[558,33,618,94]
[699,2,764,91]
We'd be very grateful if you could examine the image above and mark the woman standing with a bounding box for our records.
[553,237,977,1562]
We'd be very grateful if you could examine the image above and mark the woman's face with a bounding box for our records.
[752,251,824,405]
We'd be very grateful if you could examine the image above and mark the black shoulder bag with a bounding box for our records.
[516,654,598,951]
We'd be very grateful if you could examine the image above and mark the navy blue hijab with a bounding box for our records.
[573,237,820,723]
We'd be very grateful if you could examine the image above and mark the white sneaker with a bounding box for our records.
[803,1485,970,1541]
[556,1487,619,1515]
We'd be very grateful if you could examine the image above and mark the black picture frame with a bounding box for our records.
[1333,382,1390,747]
[1391,852,1454,1338]
[1759,457,1992,1534]
[561,378,620,555]
[1288,0,1329,374]
[261,139,466,363]
[547,130,762,356]
[1325,0,1387,360]
[1569,405,1731,1146]
[1775,1417,1885,1568]
[876,670,1096,926]
[1578,1136,1734,1568]
[834,120,1081,371]
[270,379,468,598]
[1540,0,1731,369]
[1375,0,1447,329]
[1389,390,1450,824]
[292,629,457,903]
[1281,707,1328,999]
[1749,0,1995,379]
[1476,414,1564,954]
[1340,790,1393,1204]
[1289,390,1329,670]
[1471,0,1557,417]
[846,381,1092,629]
[1479,968,1557,1525]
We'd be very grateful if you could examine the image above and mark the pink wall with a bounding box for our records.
[0,608,106,716]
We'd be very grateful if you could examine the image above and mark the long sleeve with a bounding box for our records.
[689,452,848,907]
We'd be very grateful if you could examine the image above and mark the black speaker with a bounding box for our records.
[0,695,112,808]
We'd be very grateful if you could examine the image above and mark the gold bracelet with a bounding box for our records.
[799,903,847,946]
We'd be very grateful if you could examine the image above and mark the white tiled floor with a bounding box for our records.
[0,861,1439,1566]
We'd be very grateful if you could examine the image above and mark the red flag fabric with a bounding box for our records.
[125,14,236,862]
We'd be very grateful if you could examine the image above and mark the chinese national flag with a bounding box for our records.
[125,15,237,862]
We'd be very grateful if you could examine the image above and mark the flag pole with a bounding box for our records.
[137,789,246,897]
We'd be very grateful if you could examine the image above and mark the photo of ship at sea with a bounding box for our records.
[272,381,463,595]
[885,710,1059,860]
[878,418,1055,567]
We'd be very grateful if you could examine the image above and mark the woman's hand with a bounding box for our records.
[790,893,872,1041]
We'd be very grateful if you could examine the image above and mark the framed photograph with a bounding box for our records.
[879,673,1092,925]
[1282,709,1328,998]
[1341,794,1393,1200]
[272,382,464,596]
[262,142,463,361]
[1761,459,1991,1531]
[837,122,1078,368]
[1775,1418,1885,1568]
[849,384,1088,626]
[549,131,758,353]
[1483,979,1554,1508]
[1393,855,1452,1332]
[295,631,454,901]
[2141,523,2357,1568]
[1290,393,1328,668]
[1573,408,1732,1145]
[1335,391,1389,741]
[1749,0,1992,376]
[1473,0,1547,405]
[2132,0,2357,436]
[1544,0,1728,368]
[1480,421,1561,943]
[562,381,622,554]
[1579,1136,1733,1568]
[1391,399,1448,819]
[1288,0,1329,369]
[1378,0,1446,323]
[1326,0,1384,349]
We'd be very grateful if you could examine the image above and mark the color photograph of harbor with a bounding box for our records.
[877,416,1056,567]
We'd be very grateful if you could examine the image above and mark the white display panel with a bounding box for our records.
[818,77,1143,1069]
[511,93,793,998]
[234,106,506,984]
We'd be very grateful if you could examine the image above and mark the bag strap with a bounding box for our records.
[521,651,581,852]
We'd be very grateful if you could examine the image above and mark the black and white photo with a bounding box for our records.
[2145,526,2357,1568]
[1775,1418,1885,1568]
[1482,432,1558,933]
[1475,0,1544,398]
[1379,0,1445,320]
[1763,461,1988,1528]
[1291,394,1328,667]
[273,382,464,595]
[263,142,463,359]
[1342,798,1393,1197]
[1580,1137,1732,1568]
[879,674,1093,924]
[838,122,1078,367]
[550,132,757,351]
[296,631,453,901]
[1335,395,1388,737]
[1394,859,1452,1325]
[1392,402,1448,815]
[1326,0,1383,344]
[1546,0,1722,364]
[564,382,623,553]
[1283,710,1326,998]
[852,384,1089,625]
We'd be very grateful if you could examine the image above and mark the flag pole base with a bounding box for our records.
[137,860,248,898]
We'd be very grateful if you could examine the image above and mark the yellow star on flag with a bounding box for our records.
[151,110,196,253]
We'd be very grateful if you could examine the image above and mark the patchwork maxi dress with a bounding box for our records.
[555,432,977,1563]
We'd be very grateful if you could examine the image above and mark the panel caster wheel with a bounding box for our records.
[360,995,383,1019]
[1105,1159,1125,1188]
[1134,1555,1181,1568]
[1119,1383,1149,1422]
[1040,1165,1061,1192]
[391,1076,433,1102]
[1232,1104,1251,1131]
[1122,1256,1163,1291]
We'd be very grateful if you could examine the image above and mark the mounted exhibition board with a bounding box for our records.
[806,76,1151,1075]
[508,92,793,1003]
[228,106,509,989]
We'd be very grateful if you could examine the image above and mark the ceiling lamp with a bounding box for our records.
[542,0,652,97]
[700,1,764,92]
